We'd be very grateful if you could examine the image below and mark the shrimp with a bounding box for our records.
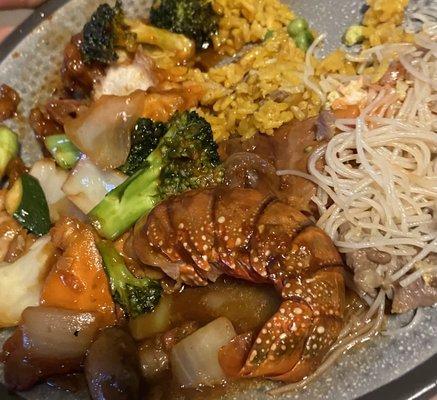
[133,188,345,382]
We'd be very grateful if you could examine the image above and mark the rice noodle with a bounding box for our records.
[382,307,423,336]
[303,34,327,104]
[272,26,437,397]
[280,31,437,307]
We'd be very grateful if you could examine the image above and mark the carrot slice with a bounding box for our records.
[41,217,116,326]
[333,104,361,119]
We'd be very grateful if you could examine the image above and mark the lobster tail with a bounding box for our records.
[133,187,346,383]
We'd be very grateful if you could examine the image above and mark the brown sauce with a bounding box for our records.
[0,84,20,121]
[170,277,281,334]
[139,284,367,400]
[61,34,105,99]
[195,48,227,71]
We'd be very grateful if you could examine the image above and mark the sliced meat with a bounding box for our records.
[0,84,20,121]
[29,98,84,148]
[378,61,406,86]
[220,118,323,213]
[315,110,336,141]
[29,107,64,147]
[0,191,34,263]
[222,152,280,198]
[93,52,156,99]
[392,277,437,314]
[85,327,141,400]
[346,250,385,296]
[267,117,321,213]
[5,157,28,188]
[45,98,84,126]
[365,248,391,265]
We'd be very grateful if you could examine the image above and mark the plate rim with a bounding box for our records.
[0,1,435,399]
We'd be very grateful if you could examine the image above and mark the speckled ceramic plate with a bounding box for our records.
[0,1,436,399]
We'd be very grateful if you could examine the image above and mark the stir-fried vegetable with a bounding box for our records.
[3,306,101,391]
[138,322,199,380]
[0,237,55,328]
[98,240,162,318]
[29,159,76,223]
[287,17,309,37]
[81,1,195,65]
[149,0,219,50]
[343,25,365,46]
[0,125,18,179]
[85,327,141,400]
[89,111,222,240]
[41,218,116,325]
[64,91,145,170]
[81,0,137,64]
[44,135,81,170]
[287,17,314,51]
[20,306,101,359]
[5,173,51,236]
[129,295,171,340]
[126,19,195,62]
[62,156,127,214]
[119,118,167,176]
[171,279,281,333]
[170,317,236,387]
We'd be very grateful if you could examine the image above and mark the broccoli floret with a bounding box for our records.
[89,111,222,240]
[98,240,162,318]
[150,0,219,50]
[82,0,137,64]
[125,18,195,62]
[157,110,221,197]
[119,118,167,176]
[81,1,195,65]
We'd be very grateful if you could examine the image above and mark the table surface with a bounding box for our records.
[0,5,436,400]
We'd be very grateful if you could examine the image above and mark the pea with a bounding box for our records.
[264,29,274,41]
[293,30,314,51]
[287,18,309,38]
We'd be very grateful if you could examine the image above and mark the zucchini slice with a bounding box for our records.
[0,125,19,179]
[44,134,81,170]
[5,173,51,236]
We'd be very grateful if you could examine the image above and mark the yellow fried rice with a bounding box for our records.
[173,0,415,142]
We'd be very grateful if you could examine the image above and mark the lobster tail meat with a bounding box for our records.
[133,187,346,382]
[135,201,208,286]
[249,201,312,278]
[214,189,272,283]
[240,300,314,378]
[167,189,218,276]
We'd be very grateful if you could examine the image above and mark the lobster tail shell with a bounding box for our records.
[133,187,346,382]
